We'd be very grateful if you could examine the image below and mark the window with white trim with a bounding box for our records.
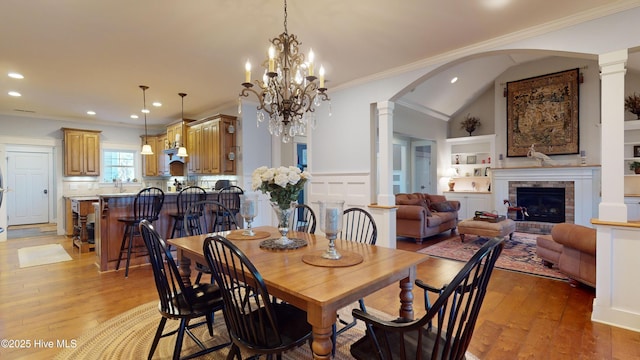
[103,150,136,182]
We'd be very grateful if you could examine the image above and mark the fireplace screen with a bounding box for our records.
[516,187,565,223]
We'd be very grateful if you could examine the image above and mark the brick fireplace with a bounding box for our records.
[492,166,600,234]
[507,181,575,233]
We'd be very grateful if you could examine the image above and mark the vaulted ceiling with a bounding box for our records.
[1,1,637,128]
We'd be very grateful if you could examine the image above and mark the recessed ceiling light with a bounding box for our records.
[8,72,24,79]
[8,91,21,97]
[141,109,150,114]
[152,101,162,107]
[87,111,96,115]
[131,114,139,119]
[450,77,458,84]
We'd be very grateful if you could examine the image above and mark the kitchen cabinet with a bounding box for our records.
[62,128,101,176]
[187,114,237,175]
[141,134,171,177]
[444,191,492,220]
[157,133,170,176]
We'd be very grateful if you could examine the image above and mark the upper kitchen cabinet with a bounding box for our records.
[141,134,170,177]
[187,114,237,175]
[62,128,101,176]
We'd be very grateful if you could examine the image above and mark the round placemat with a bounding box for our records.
[302,250,364,267]
[226,230,271,240]
[259,238,308,250]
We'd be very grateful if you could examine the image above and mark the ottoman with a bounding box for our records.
[457,218,516,242]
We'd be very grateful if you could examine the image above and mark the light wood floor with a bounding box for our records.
[1,230,639,359]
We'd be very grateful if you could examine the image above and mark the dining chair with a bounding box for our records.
[290,203,316,233]
[168,186,207,239]
[203,235,312,359]
[216,185,243,227]
[115,187,164,277]
[349,236,505,360]
[341,207,378,244]
[139,220,229,360]
[332,206,378,355]
[184,200,240,284]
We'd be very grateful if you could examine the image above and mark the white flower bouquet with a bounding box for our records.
[252,166,311,209]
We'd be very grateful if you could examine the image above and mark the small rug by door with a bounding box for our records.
[54,300,479,360]
[419,232,568,281]
[18,243,72,268]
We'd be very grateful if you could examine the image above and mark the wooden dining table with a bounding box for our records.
[168,226,429,359]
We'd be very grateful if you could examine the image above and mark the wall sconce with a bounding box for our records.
[227,124,235,134]
[228,152,235,161]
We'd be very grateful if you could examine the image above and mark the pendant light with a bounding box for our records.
[176,92,189,157]
[140,85,153,155]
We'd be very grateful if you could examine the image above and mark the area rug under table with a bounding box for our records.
[54,301,479,360]
[419,232,568,281]
[17,243,72,268]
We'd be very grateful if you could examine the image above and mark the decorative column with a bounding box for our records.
[592,49,640,332]
[598,49,628,222]
[375,101,397,249]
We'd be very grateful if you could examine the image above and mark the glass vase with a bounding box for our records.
[239,193,259,236]
[270,201,296,246]
[318,200,345,260]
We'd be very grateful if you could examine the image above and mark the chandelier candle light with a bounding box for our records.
[239,0,330,143]
[252,166,311,246]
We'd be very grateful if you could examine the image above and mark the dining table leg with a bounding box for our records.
[175,250,193,287]
[399,267,417,320]
[310,325,333,359]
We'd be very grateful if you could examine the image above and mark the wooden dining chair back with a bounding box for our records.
[216,186,244,228]
[139,220,228,360]
[169,186,207,239]
[184,200,241,284]
[290,203,316,233]
[116,187,165,277]
[350,237,505,360]
[332,207,378,355]
[203,235,312,358]
[184,200,240,235]
[342,207,377,245]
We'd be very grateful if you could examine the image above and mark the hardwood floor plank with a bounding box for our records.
[0,230,637,359]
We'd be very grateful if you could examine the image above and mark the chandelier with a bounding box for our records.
[239,0,330,143]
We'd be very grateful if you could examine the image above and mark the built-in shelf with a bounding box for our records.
[625,120,640,131]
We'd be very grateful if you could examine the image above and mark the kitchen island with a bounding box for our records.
[96,190,226,272]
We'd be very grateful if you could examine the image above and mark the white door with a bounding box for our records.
[411,140,435,193]
[7,151,50,225]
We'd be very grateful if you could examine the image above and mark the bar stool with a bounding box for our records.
[168,186,207,239]
[216,185,243,227]
[116,187,164,277]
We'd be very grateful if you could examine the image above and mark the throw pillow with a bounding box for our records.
[430,201,456,213]
[397,198,431,216]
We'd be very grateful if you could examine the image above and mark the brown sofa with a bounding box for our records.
[395,193,460,244]
[536,223,596,287]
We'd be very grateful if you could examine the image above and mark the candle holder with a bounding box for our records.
[239,193,259,236]
[319,200,345,260]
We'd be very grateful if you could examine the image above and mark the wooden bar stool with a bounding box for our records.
[168,186,207,239]
[115,187,164,277]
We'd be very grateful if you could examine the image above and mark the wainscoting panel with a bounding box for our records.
[308,172,371,209]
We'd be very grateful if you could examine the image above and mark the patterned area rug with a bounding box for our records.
[419,232,568,281]
[54,301,479,359]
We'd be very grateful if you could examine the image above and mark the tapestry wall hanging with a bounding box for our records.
[506,68,579,157]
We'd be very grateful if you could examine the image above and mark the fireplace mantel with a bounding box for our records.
[492,166,601,227]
